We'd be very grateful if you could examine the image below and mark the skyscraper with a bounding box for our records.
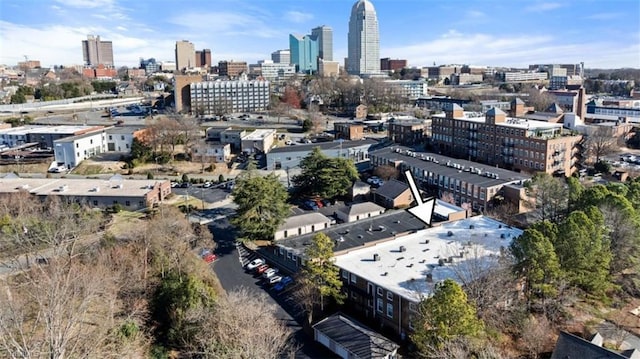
[347,0,380,76]
[175,40,196,71]
[311,25,333,61]
[289,34,319,73]
[82,35,114,67]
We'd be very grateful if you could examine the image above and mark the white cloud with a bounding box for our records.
[584,12,623,20]
[285,10,313,24]
[525,2,562,12]
[54,0,115,9]
[382,30,639,68]
[167,11,281,39]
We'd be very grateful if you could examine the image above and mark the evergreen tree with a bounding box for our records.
[510,228,562,303]
[300,233,345,315]
[293,147,358,199]
[231,172,289,241]
[411,279,484,352]
[556,210,611,294]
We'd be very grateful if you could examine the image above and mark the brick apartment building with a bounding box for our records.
[173,74,203,113]
[387,119,431,146]
[334,122,365,140]
[380,58,407,72]
[430,104,583,176]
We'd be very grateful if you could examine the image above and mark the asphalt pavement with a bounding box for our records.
[208,215,337,359]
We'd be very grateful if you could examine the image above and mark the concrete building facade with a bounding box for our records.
[266,139,377,170]
[271,49,291,64]
[311,25,334,61]
[318,59,340,77]
[53,130,107,169]
[175,40,196,71]
[82,35,114,67]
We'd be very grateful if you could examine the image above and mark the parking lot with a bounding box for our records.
[208,216,337,358]
[171,186,230,205]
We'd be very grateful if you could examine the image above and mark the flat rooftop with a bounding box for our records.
[243,129,275,141]
[432,111,563,130]
[370,146,530,187]
[0,177,167,197]
[334,216,523,301]
[0,125,103,136]
[269,139,378,154]
[277,210,429,256]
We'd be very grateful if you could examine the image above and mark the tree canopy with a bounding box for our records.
[292,147,359,199]
[411,279,484,352]
[231,172,290,241]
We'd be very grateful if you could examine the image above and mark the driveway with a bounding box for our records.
[208,216,337,358]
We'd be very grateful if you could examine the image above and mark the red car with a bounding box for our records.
[315,200,324,208]
[203,253,217,263]
[256,264,270,274]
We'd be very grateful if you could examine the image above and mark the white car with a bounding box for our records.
[262,268,280,279]
[203,182,212,188]
[246,258,264,270]
[268,275,283,285]
[285,140,293,145]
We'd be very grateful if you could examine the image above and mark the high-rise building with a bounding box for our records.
[347,0,380,76]
[289,34,319,73]
[271,49,291,64]
[196,49,212,69]
[175,40,196,71]
[82,35,114,67]
[311,25,333,61]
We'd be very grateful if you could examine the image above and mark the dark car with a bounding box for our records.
[180,182,191,188]
[273,276,293,291]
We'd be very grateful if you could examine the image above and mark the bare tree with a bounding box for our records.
[518,316,554,358]
[416,336,505,359]
[182,287,294,358]
[584,126,618,165]
[373,164,400,180]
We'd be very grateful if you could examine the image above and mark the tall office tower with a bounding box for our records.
[82,35,114,67]
[196,49,212,69]
[175,40,196,71]
[289,34,319,73]
[271,49,291,64]
[347,0,380,76]
[311,25,334,61]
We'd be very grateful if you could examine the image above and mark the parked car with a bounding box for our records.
[315,200,324,208]
[203,253,217,263]
[203,181,212,188]
[245,258,265,270]
[321,199,332,207]
[256,264,270,274]
[180,182,191,188]
[285,139,293,145]
[268,275,283,285]
[262,268,279,279]
[302,200,319,211]
[273,276,293,291]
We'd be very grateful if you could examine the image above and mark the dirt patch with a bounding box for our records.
[74,158,237,179]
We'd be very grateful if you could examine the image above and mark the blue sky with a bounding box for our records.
[1,0,639,69]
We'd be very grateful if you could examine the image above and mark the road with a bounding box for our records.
[208,215,337,358]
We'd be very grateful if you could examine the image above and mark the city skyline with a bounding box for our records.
[0,0,638,69]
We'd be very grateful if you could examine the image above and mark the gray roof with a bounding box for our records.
[374,179,410,200]
[279,212,331,231]
[313,313,399,359]
[546,103,564,113]
[105,126,145,135]
[370,147,530,188]
[486,107,506,116]
[337,202,385,217]
[551,331,632,359]
[352,180,371,190]
[269,139,378,154]
[444,103,464,111]
[513,97,525,105]
[277,209,428,255]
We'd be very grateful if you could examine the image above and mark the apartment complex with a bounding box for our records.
[430,104,583,176]
[311,25,334,61]
[369,146,530,211]
[260,62,296,82]
[218,61,248,78]
[502,71,548,82]
[347,0,380,76]
[334,216,522,337]
[334,122,365,140]
[175,40,196,71]
[190,80,270,115]
[195,49,212,69]
[82,35,114,67]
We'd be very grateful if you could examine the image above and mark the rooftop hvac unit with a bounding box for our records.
[400,245,406,252]
[373,253,380,261]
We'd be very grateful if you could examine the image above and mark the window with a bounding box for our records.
[368,282,374,295]
[93,200,98,206]
[287,252,292,259]
[387,291,393,301]
[377,287,383,296]
[350,273,357,284]
[386,303,394,318]
[279,247,284,255]
[377,298,383,313]
[108,135,112,140]
[342,270,348,279]
[121,135,125,140]
[125,201,130,206]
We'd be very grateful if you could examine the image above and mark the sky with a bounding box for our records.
[0,0,639,69]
